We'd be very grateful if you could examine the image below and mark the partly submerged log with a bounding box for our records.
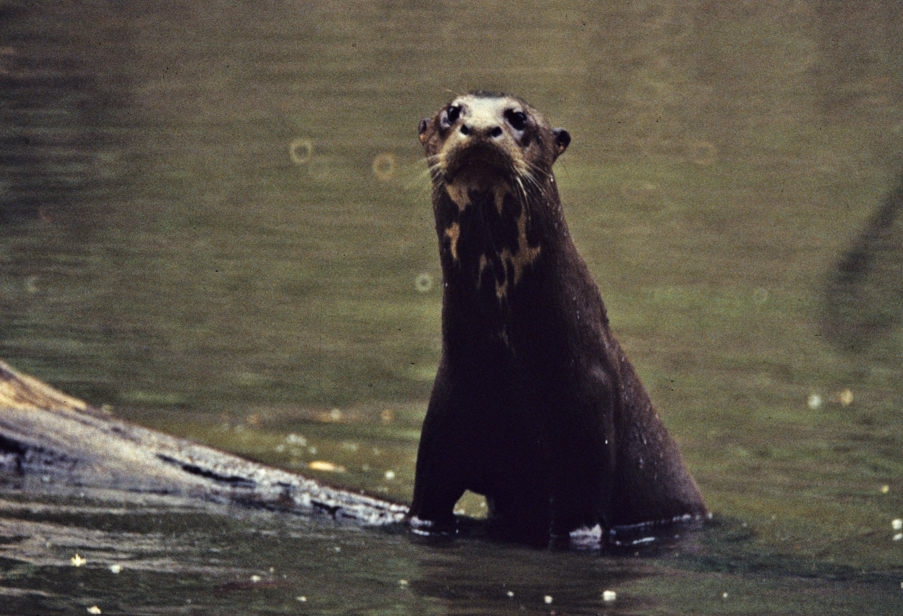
[0,360,408,526]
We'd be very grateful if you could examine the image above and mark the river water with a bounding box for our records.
[1,1,902,614]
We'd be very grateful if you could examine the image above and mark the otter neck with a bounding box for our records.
[433,174,565,306]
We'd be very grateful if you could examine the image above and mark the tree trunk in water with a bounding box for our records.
[0,360,409,526]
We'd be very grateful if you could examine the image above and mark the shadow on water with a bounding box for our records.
[823,172,903,355]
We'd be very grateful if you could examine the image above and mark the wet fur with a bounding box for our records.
[409,92,707,545]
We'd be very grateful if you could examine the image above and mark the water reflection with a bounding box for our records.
[0,4,134,226]
[823,172,903,355]
[2,480,901,615]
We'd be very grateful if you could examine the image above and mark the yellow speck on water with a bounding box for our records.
[544,595,553,604]
[881,485,891,494]
[296,596,307,602]
[603,590,617,602]
[87,607,101,615]
[837,388,854,406]
[71,554,86,567]
[308,461,346,473]
[109,564,122,574]
[892,519,902,531]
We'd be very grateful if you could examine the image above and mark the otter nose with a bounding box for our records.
[460,123,503,139]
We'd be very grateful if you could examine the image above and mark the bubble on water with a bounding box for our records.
[372,152,396,181]
[415,273,433,293]
[289,137,313,165]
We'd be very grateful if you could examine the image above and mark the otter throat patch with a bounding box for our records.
[479,206,541,301]
[445,180,511,213]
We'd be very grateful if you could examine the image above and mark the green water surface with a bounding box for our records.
[1,1,902,613]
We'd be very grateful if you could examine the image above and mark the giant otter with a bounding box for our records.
[408,92,707,546]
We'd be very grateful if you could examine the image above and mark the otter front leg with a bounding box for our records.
[408,450,465,535]
[407,370,469,535]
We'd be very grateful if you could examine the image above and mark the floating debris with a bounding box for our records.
[71,554,87,567]
[603,590,617,602]
[806,393,822,410]
[544,595,553,605]
[87,607,101,615]
[308,461,346,473]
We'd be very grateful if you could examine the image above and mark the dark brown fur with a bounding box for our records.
[408,92,707,546]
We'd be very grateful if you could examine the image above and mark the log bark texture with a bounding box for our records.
[0,360,409,526]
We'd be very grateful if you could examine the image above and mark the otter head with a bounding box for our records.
[419,93,572,303]
[418,92,570,196]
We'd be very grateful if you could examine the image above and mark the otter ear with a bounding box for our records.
[418,118,430,144]
[552,128,570,157]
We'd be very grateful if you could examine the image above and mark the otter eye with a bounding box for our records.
[506,110,527,131]
[445,105,461,125]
